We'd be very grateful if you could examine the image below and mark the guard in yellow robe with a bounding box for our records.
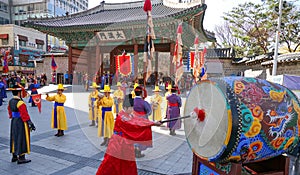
[98,85,114,146]
[89,82,99,127]
[46,84,67,137]
[131,83,139,98]
[113,82,124,115]
[150,86,163,121]
[164,84,172,118]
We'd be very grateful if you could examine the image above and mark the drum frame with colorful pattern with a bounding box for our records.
[184,77,300,163]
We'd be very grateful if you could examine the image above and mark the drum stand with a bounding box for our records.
[192,154,290,175]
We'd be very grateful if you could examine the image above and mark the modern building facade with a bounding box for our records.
[0,0,11,24]
[0,24,46,73]
[0,0,88,53]
[11,0,88,26]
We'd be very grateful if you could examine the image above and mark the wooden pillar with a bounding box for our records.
[100,53,103,77]
[110,51,115,83]
[134,44,138,80]
[170,42,175,75]
[155,52,159,85]
[87,47,93,79]
[68,45,73,80]
[96,44,100,74]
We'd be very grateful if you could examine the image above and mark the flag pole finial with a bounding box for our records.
[143,0,152,12]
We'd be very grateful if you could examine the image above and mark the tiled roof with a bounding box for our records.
[232,57,249,64]
[261,52,300,65]
[245,54,272,64]
[28,1,205,28]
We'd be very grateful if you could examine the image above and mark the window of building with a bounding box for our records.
[18,35,28,47]
[0,17,9,24]
[0,34,9,45]
[1,39,8,45]
[37,44,43,50]
[19,40,26,47]
[36,39,44,50]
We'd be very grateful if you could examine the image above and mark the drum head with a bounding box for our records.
[184,81,230,160]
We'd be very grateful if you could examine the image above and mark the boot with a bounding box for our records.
[104,138,110,147]
[57,130,64,137]
[11,154,18,162]
[135,149,145,158]
[55,130,60,136]
[100,137,107,146]
[172,129,176,136]
[170,129,176,136]
[89,120,95,126]
[17,155,31,164]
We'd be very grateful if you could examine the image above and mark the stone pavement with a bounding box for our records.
[0,84,192,175]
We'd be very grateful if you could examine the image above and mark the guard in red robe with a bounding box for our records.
[96,94,161,175]
[8,85,36,164]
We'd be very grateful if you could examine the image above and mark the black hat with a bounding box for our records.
[171,86,178,93]
[6,83,22,92]
[123,94,134,108]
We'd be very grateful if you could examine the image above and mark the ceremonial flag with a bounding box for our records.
[131,54,135,77]
[115,55,119,81]
[200,47,207,80]
[1,48,10,73]
[193,35,201,81]
[143,0,155,83]
[51,54,57,71]
[118,51,132,76]
[32,94,42,113]
[173,23,183,86]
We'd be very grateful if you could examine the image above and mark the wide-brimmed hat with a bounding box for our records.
[6,84,22,91]
[57,84,66,90]
[152,86,161,92]
[133,83,139,89]
[116,82,122,87]
[100,85,113,93]
[166,84,172,90]
[90,82,100,89]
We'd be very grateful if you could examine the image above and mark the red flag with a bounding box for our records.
[32,94,42,113]
[17,83,28,98]
[118,53,132,76]
[115,55,119,81]
[143,0,152,12]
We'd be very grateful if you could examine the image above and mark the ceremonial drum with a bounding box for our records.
[184,77,300,163]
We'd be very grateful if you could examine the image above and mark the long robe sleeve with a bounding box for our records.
[144,101,152,116]
[118,116,154,142]
[8,104,12,119]
[17,101,30,122]
[46,95,55,101]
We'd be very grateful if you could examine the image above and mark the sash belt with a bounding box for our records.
[12,112,20,118]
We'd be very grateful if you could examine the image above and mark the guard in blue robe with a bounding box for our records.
[133,86,152,158]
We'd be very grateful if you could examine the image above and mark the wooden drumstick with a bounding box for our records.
[160,108,205,123]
